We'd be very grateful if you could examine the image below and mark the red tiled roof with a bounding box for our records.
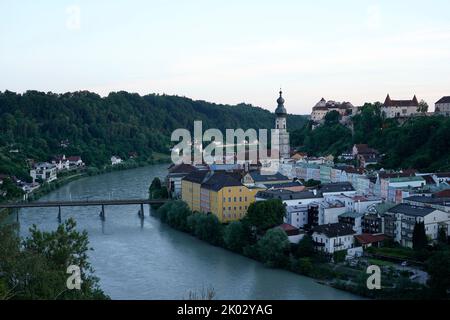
[277,223,300,236]
[343,167,364,174]
[279,223,298,232]
[168,163,197,174]
[421,175,436,185]
[435,172,450,178]
[379,170,417,179]
[355,233,388,245]
[435,189,450,198]
[384,94,419,107]
[67,156,81,161]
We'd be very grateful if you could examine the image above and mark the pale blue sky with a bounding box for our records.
[1,0,450,114]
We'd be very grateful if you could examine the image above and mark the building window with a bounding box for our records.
[245,197,247,201]
[228,197,231,202]
[234,197,237,202]
[239,197,242,202]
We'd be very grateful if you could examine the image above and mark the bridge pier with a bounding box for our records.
[100,205,105,221]
[57,206,62,223]
[139,203,144,219]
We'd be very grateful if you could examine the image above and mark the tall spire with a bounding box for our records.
[275,89,287,116]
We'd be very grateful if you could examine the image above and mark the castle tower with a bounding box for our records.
[274,90,290,160]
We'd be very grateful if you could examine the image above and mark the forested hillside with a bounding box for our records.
[291,104,450,172]
[0,90,306,179]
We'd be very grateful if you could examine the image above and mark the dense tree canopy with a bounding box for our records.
[257,228,290,267]
[223,221,251,253]
[244,199,286,233]
[0,217,108,300]
[0,90,307,180]
[291,103,450,171]
[149,177,169,200]
[426,250,450,299]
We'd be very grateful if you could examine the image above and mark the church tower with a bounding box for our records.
[274,90,290,160]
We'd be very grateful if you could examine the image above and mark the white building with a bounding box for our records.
[30,162,57,183]
[111,156,123,165]
[326,194,383,214]
[404,196,450,214]
[338,211,365,234]
[385,203,450,248]
[312,223,356,254]
[67,156,84,167]
[321,200,347,225]
[381,94,419,118]
[318,182,356,197]
[432,172,450,185]
[255,189,323,206]
[285,205,309,229]
[435,96,450,116]
[310,98,355,122]
[51,155,70,171]
[166,163,199,198]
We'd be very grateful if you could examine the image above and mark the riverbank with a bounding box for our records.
[0,157,170,217]
[152,200,367,298]
[154,200,432,300]
[15,164,362,299]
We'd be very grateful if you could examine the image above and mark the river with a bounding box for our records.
[18,164,361,300]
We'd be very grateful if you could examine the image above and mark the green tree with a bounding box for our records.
[166,201,192,231]
[412,221,427,250]
[0,218,108,299]
[245,199,285,233]
[324,110,340,125]
[187,213,223,246]
[223,221,250,253]
[426,250,450,299]
[291,257,313,275]
[0,177,24,201]
[303,179,321,188]
[257,228,290,267]
[417,100,429,113]
[157,200,191,230]
[437,226,448,245]
[149,177,168,200]
[295,234,315,258]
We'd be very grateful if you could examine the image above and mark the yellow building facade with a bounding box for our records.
[181,171,261,223]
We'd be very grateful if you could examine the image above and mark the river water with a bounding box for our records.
[18,164,360,300]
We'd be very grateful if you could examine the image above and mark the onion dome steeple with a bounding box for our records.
[275,90,287,116]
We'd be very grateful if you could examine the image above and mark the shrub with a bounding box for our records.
[291,257,314,276]
[223,221,250,253]
[257,228,290,268]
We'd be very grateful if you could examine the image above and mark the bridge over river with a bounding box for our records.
[0,198,168,223]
